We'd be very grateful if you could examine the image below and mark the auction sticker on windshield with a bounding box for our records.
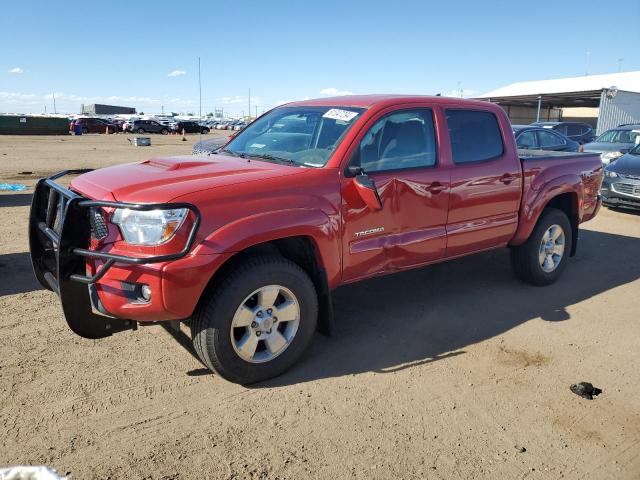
[323,109,359,122]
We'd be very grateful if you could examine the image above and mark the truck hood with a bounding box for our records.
[71,154,308,203]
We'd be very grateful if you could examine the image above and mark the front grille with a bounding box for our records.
[612,182,640,197]
[89,208,108,240]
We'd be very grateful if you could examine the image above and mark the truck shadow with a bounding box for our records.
[0,193,33,208]
[256,229,640,387]
[0,252,43,297]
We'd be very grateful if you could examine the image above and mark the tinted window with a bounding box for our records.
[566,124,582,136]
[446,110,504,163]
[516,130,537,149]
[537,130,565,147]
[555,125,568,135]
[357,109,437,172]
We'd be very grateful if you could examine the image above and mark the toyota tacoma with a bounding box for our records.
[29,95,603,384]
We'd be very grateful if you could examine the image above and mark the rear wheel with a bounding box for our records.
[191,256,318,384]
[511,208,572,286]
[201,128,210,134]
[137,128,145,134]
[161,128,168,135]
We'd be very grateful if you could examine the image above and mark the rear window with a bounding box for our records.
[446,110,504,164]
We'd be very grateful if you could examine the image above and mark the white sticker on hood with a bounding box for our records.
[322,109,358,122]
[249,143,266,149]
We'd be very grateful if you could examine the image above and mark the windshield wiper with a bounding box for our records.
[219,148,244,157]
[243,153,297,165]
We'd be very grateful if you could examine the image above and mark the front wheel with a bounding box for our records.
[160,128,168,135]
[511,208,572,286]
[191,256,318,384]
[137,128,145,134]
[201,128,210,134]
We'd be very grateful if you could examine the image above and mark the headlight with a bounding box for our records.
[111,208,188,245]
[600,151,623,163]
[604,170,619,178]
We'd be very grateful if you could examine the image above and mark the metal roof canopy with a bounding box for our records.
[483,90,602,108]
[476,71,640,109]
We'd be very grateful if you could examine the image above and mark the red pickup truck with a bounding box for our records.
[29,95,603,384]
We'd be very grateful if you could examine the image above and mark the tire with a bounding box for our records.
[202,128,210,134]
[137,128,145,134]
[191,255,318,384]
[511,208,572,286]
[82,127,88,134]
[161,128,168,135]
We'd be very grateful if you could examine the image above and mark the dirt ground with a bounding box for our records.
[1,134,639,479]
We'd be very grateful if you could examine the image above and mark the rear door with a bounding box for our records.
[341,106,450,281]
[444,108,522,257]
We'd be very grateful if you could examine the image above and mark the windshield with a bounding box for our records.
[595,129,640,144]
[223,105,365,167]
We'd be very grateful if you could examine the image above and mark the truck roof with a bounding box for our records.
[286,94,494,109]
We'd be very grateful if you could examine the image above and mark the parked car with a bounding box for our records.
[530,121,595,144]
[512,125,579,152]
[232,122,247,131]
[73,117,118,134]
[600,144,640,210]
[128,119,170,135]
[192,135,231,154]
[582,124,640,164]
[173,121,210,134]
[29,95,603,384]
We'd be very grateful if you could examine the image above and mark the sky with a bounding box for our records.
[1,0,639,116]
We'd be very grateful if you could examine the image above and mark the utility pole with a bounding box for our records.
[255,105,258,118]
[618,58,624,72]
[585,51,591,76]
[198,57,202,143]
[52,93,57,114]
[248,88,251,121]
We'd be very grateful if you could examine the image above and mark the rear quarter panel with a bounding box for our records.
[510,153,603,245]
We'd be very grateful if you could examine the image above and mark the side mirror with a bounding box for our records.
[353,173,383,211]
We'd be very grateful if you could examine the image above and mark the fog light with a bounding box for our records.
[141,284,151,301]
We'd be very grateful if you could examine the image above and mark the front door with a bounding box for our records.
[341,108,450,282]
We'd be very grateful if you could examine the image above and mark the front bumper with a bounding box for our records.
[29,170,201,339]
[601,177,640,210]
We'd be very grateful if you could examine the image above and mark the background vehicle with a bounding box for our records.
[531,121,595,144]
[192,135,230,154]
[73,117,118,134]
[600,144,640,210]
[30,95,603,384]
[513,125,579,151]
[583,124,640,163]
[173,121,210,134]
[128,119,169,134]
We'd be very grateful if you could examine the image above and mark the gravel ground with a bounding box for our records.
[1,134,639,479]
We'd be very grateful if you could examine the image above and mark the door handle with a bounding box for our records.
[499,173,517,185]
[426,182,448,194]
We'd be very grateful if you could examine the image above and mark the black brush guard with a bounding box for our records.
[29,170,201,339]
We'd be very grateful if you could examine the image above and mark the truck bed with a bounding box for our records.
[518,149,595,162]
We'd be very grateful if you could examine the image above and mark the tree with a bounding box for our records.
[139,111,144,115]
